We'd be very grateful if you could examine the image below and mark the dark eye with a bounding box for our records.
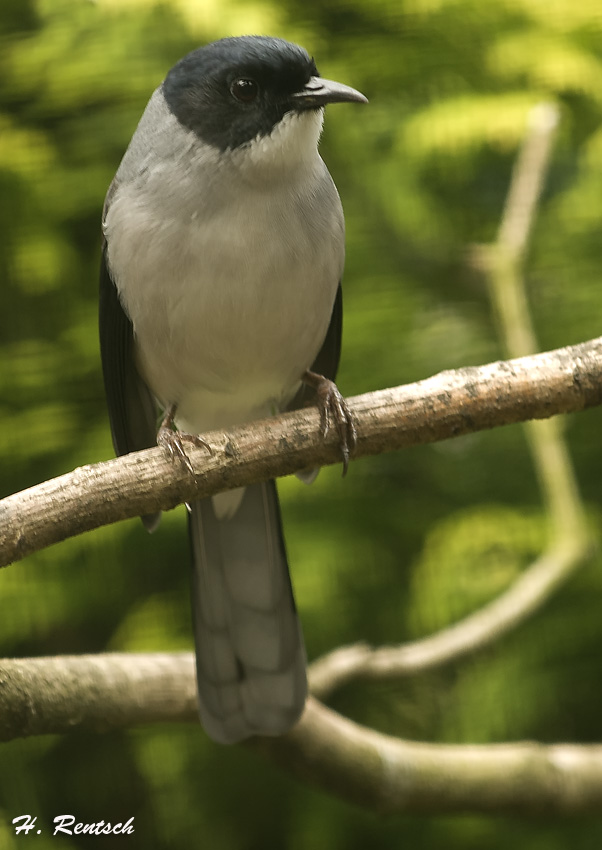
[230,77,259,103]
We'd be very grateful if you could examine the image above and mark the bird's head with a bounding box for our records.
[162,35,367,166]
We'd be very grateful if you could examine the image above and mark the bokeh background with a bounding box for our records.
[2,0,602,846]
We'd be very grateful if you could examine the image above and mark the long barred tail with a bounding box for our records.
[188,480,307,744]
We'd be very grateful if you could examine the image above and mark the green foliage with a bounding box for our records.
[3,0,602,847]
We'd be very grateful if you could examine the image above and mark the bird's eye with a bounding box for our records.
[230,78,259,104]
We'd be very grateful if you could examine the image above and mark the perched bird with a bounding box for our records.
[99,35,367,744]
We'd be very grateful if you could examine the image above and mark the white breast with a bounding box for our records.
[104,99,345,433]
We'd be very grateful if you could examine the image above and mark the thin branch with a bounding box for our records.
[487,102,584,541]
[497,102,560,262]
[309,539,588,698]
[310,103,592,700]
[1,337,602,568]
[2,653,602,815]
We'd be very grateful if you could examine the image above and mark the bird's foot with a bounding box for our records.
[302,370,356,476]
[157,404,212,476]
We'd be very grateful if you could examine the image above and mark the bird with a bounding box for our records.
[99,35,367,744]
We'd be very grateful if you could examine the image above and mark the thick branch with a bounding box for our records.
[2,653,602,816]
[256,698,602,816]
[0,654,198,740]
[1,337,602,567]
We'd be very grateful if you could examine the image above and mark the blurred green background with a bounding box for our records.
[2,0,602,846]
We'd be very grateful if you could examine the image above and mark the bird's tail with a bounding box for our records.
[188,480,307,744]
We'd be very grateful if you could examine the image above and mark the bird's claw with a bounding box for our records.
[157,405,213,476]
[303,370,356,475]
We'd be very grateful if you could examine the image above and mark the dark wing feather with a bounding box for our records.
[288,281,343,411]
[309,281,342,381]
[99,243,160,529]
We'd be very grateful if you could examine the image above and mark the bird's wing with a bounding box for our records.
[308,280,342,382]
[99,237,160,529]
[288,281,343,412]
[99,244,158,457]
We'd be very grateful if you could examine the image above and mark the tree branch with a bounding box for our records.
[255,697,602,816]
[0,654,198,740]
[2,652,602,816]
[1,337,602,568]
[497,102,560,263]
[486,102,584,543]
[309,539,588,698]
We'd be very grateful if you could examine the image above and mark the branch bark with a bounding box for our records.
[2,653,602,816]
[0,654,198,740]
[1,336,602,567]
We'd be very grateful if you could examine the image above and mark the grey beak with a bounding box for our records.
[292,76,368,109]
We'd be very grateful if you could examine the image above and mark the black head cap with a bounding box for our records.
[162,36,320,151]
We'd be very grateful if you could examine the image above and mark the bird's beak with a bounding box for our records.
[291,76,368,109]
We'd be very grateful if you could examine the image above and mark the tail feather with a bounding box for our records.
[189,480,307,744]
